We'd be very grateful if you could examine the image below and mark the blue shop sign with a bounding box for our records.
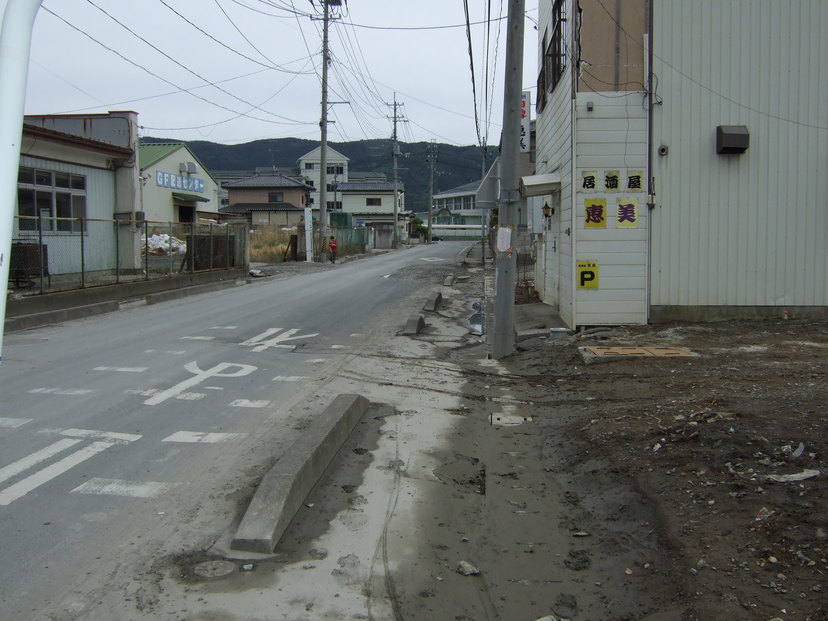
[156,170,205,193]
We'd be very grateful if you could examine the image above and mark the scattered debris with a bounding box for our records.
[456,560,480,576]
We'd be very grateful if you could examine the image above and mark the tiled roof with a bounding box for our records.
[337,182,400,192]
[221,202,303,213]
[225,174,312,189]
[434,180,482,197]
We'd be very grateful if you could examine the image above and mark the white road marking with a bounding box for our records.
[28,388,94,396]
[72,478,177,498]
[272,375,307,382]
[179,336,215,341]
[305,359,327,364]
[330,345,346,350]
[59,429,142,443]
[210,326,237,330]
[241,328,319,353]
[144,349,186,355]
[162,431,245,444]
[420,257,446,262]
[0,417,32,428]
[127,389,204,401]
[350,333,364,338]
[229,399,271,408]
[94,366,148,373]
[0,441,114,506]
[144,361,256,406]
[383,274,391,279]
[0,438,82,485]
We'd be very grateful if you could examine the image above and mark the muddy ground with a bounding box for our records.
[280,261,828,620]
[132,255,827,621]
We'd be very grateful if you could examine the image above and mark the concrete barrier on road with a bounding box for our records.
[401,314,426,336]
[231,394,370,554]
[423,291,443,312]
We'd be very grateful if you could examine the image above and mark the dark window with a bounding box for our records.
[366,197,381,207]
[268,191,284,203]
[327,165,344,175]
[305,162,314,170]
[16,166,87,233]
[537,0,566,112]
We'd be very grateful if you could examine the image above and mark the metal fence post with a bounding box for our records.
[168,221,173,276]
[209,223,213,270]
[189,223,194,273]
[37,211,44,294]
[144,220,149,280]
[80,217,85,288]
[115,220,120,284]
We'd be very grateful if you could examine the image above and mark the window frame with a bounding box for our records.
[16,166,87,233]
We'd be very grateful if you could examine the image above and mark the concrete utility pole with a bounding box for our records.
[387,95,406,247]
[318,0,332,261]
[491,0,525,360]
[0,0,42,362]
[426,140,437,243]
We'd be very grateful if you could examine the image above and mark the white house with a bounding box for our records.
[531,0,827,328]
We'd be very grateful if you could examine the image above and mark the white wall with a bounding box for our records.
[574,92,648,325]
[651,0,828,311]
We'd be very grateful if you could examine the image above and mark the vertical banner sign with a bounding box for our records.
[577,261,599,289]
[520,91,531,153]
[581,171,597,192]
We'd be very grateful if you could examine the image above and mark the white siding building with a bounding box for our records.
[532,0,827,328]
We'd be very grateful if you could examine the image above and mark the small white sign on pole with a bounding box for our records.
[304,208,313,262]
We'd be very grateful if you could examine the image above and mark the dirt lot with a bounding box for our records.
[444,309,828,620]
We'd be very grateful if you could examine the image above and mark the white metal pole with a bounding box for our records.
[0,0,42,362]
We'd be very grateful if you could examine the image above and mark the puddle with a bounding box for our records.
[466,299,485,334]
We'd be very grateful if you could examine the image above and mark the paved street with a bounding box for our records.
[0,242,468,620]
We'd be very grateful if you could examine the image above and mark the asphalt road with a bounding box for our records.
[0,241,468,620]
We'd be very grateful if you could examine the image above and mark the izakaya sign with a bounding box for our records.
[156,170,205,193]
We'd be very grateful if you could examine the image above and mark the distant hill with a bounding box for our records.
[142,137,499,212]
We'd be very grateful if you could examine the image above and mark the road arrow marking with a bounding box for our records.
[241,328,319,352]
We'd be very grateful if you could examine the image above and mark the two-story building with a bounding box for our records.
[530,0,827,328]
[220,174,312,227]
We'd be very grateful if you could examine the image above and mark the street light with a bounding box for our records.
[542,202,552,218]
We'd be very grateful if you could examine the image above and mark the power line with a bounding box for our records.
[40,5,312,128]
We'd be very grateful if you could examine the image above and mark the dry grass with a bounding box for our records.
[249,226,293,262]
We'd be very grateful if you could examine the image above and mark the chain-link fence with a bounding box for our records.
[9,216,248,294]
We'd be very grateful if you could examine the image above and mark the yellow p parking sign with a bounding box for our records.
[577,261,599,289]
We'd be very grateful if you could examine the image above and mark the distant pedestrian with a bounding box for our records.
[328,235,338,264]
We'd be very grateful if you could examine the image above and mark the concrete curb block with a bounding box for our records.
[443,275,455,286]
[145,279,240,305]
[423,291,443,312]
[4,301,120,332]
[402,314,426,335]
[231,394,370,554]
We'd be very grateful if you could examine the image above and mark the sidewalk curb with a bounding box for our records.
[231,394,370,554]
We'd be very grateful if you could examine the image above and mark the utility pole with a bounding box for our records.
[388,95,405,248]
[426,140,437,243]
[318,0,332,261]
[491,0,525,359]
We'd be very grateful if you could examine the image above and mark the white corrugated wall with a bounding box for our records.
[651,0,828,310]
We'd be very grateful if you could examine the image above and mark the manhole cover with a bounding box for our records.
[193,560,236,578]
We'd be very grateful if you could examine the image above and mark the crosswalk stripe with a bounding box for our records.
[0,438,82,485]
[0,441,113,506]
[72,478,177,498]
[0,417,32,428]
[162,431,245,444]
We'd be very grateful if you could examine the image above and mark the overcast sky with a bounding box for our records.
[24,0,540,147]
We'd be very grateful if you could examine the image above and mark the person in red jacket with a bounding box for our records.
[328,235,338,264]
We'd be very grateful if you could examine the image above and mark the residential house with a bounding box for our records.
[429,181,487,239]
[220,174,311,227]
[530,0,827,328]
[138,143,220,223]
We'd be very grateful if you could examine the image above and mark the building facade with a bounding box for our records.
[221,174,311,227]
[531,0,827,328]
[138,143,220,223]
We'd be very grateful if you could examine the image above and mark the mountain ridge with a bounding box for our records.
[142,136,498,212]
